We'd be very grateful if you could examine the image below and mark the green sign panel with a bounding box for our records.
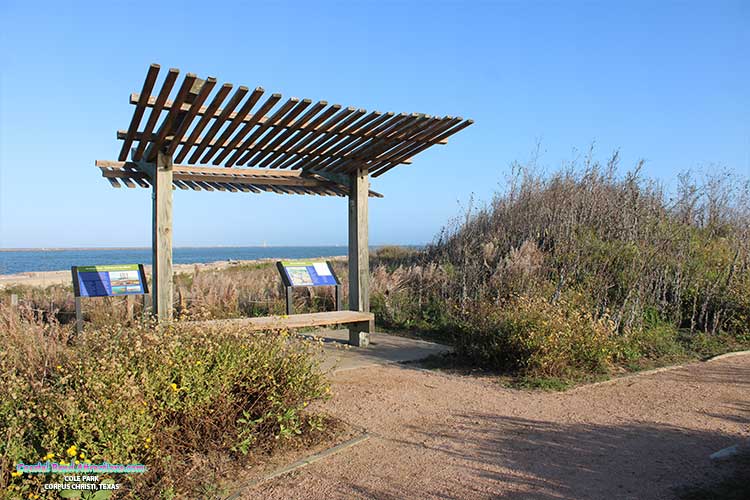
[278,261,339,287]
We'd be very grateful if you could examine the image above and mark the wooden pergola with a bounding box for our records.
[96,64,472,344]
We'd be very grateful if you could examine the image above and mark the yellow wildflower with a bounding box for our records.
[170,383,178,391]
[79,452,85,459]
[145,437,151,443]
[66,445,77,457]
[10,470,21,477]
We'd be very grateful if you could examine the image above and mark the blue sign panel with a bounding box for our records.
[72,264,148,297]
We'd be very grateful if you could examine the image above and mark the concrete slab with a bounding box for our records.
[300,328,451,373]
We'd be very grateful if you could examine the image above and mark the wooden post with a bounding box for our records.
[152,150,174,321]
[75,296,83,334]
[348,168,370,346]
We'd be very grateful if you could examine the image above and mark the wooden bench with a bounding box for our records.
[217,310,374,347]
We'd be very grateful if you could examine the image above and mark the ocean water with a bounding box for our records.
[0,247,352,275]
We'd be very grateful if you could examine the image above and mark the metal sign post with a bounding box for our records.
[276,260,342,315]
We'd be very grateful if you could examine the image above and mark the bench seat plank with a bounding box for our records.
[215,310,374,332]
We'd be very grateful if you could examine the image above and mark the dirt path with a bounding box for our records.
[241,354,750,500]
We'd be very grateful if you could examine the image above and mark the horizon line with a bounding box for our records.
[0,244,425,252]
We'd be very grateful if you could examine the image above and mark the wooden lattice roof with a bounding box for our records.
[97,64,472,197]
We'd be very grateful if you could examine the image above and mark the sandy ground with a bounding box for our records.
[240,353,750,500]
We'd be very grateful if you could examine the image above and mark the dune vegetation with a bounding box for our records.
[371,152,750,385]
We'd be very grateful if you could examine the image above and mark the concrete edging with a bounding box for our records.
[567,349,750,392]
[223,431,370,499]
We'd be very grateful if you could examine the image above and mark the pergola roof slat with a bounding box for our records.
[97,64,472,198]
[366,117,461,172]
[287,110,381,171]
[199,87,266,164]
[144,73,198,162]
[249,100,327,167]
[132,68,179,161]
[262,104,342,168]
[225,96,301,167]
[118,64,160,161]
[165,77,217,156]
[288,109,369,171]
[270,106,358,170]
[187,86,249,164]
[174,83,233,163]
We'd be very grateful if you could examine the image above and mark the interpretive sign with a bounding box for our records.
[70,264,149,334]
[71,264,148,297]
[277,261,339,287]
[276,260,341,314]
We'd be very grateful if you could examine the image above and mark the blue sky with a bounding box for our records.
[1,0,747,248]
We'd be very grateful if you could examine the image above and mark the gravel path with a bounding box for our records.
[241,354,750,499]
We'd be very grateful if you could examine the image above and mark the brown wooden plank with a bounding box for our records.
[199,87,266,164]
[371,119,473,177]
[118,64,160,161]
[312,112,405,172]
[251,100,327,167]
[132,68,179,161]
[145,73,198,162]
[132,92,426,143]
[165,77,217,156]
[287,110,382,171]
[174,83,233,163]
[371,117,466,169]
[288,109,367,170]
[119,125,402,166]
[300,111,393,172]
[269,106,357,169]
[172,179,190,190]
[232,98,313,167]
[352,116,452,174]
[208,310,374,331]
[205,92,282,166]
[323,113,423,173]
[264,104,342,168]
[188,86,249,164]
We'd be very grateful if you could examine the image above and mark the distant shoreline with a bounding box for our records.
[0,256,347,288]
[0,244,419,252]
[0,245,351,252]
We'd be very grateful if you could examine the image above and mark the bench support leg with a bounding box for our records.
[348,319,373,347]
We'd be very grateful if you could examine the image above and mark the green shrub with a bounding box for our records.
[0,305,329,498]
[613,322,686,368]
[454,293,617,379]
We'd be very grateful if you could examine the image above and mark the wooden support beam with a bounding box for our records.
[96,161,384,197]
[152,151,174,321]
[348,168,370,346]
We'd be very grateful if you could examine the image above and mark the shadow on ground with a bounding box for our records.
[332,368,749,499]
[304,328,451,373]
